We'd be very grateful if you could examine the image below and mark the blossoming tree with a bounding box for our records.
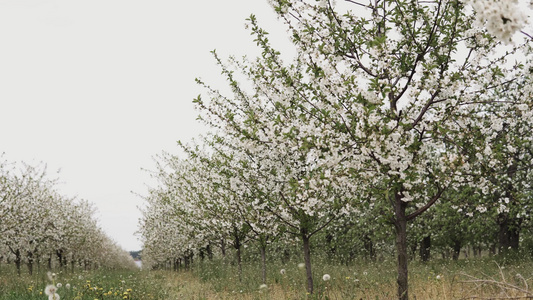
[0,159,137,274]
[196,0,533,298]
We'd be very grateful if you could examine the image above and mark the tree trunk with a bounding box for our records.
[14,249,21,276]
[452,239,461,260]
[199,248,205,261]
[233,236,242,282]
[498,213,521,252]
[419,236,431,262]
[71,256,75,273]
[394,194,408,300]
[325,233,336,255]
[48,254,52,270]
[282,249,290,264]
[302,231,314,294]
[363,234,376,260]
[26,251,34,275]
[56,249,65,268]
[207,243,213,260]
[260,244,267,284]
[184,255,189,269]
[220,239,226,257]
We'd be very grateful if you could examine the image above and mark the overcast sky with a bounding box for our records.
[0,0,290,251]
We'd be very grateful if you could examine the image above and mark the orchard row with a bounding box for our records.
[0,158,137,275]
[138,1,533,298]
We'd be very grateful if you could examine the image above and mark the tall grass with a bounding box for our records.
[2,255,533,299]
[0,265,170,300]
[184,255,533,299]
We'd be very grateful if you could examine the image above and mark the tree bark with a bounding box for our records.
[56,249,66,268]
[207,243,213,260]
[302,231,314,294]
[199,248,205,261]
[282,249,290,264]
[14,249,21,276]
[452,239,461,260]
[184,255,189,269]
[498,213,521,252]
[260,244,267,284]
[26,251,34,275]
[233,235,242,282]
[419,236,431,262]
[220,239,226,257]
[394,194,408,300]
[363,234,376,260]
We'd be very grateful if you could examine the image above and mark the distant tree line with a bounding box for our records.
[0,155,137,275]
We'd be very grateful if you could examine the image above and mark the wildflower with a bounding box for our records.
[56,283,62,288]
[47,272,56,281]
[436,275,442,280]
[323,274,331,281]
[280,269,286,275]
[298,263,305,269]
[259,284,268,289]
[44,285,58,296]
[48,294,60,300]
[65,284,71,289]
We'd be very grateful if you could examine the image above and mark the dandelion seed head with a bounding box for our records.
[48,293,60,300]
[44,285,57,296]
[323,274,331,281]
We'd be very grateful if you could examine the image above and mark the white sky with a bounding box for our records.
[0,0,289,251]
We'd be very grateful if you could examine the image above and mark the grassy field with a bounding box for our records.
[2,257,533,299]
